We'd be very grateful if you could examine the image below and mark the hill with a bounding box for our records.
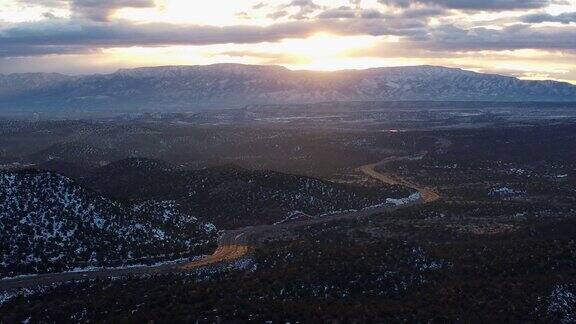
[1,64,575,114]
[81,158,414,229]
[0,170,217,278]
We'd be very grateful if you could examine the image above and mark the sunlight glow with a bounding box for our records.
[271,33,378,69]
[102,33,382,71]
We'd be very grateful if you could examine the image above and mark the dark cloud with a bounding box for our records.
[287,0,320,7]
[360,9,385,19]
[401,6,445,18]
[17,0,156,21]
[284,0,322,19]
[0,17,427,57]
[378,0,554,10]
[317,6,356,19]
[267,10,289,19]
[316,5,441,20]
[521,12,576,24]
[0,44,96,57]
[408,24,576,51]
[72,0,155,22]
[0,20,319,48]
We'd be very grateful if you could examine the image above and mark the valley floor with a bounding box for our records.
[2,120,576,322]
[0,156,435,291]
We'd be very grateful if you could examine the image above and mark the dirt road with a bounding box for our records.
[360,157,441,203]
[0,155,440,291]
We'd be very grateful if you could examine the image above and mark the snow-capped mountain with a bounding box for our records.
[0,64,575,112]
[0,170,217,278]
[0,73,70,97]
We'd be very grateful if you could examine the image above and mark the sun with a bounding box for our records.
[262,33,377,70]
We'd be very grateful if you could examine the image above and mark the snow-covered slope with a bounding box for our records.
[0,170,216,278]
[1,64,575,112]
[0,73,71,97]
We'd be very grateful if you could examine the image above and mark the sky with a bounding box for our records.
[0,0,575,83]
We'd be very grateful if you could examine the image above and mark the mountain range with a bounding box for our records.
[1,64,575,114]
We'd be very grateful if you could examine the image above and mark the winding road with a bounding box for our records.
[360,156,440,203]
[0,156,440,292]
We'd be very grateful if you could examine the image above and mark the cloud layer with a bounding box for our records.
[378,0,555,10]
[0,0,575,82]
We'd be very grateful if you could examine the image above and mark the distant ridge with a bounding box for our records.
[1,64,575,113]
